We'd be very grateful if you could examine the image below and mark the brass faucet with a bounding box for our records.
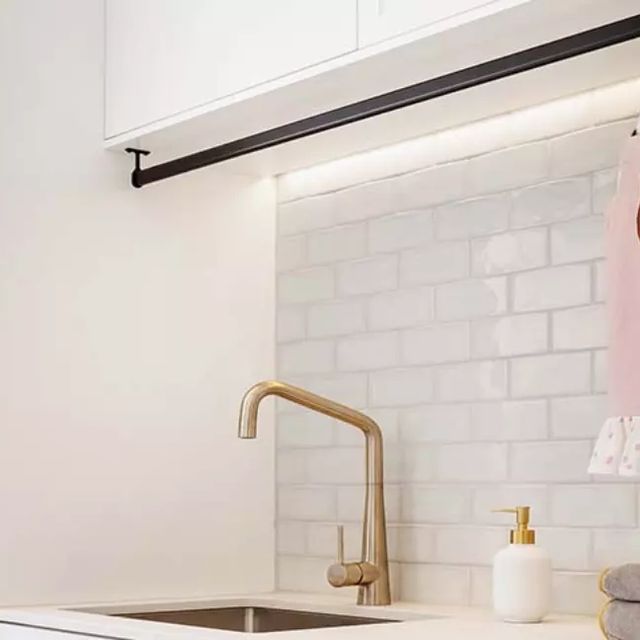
[238,380,391,606]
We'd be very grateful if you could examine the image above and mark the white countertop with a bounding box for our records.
[0,592,602,639]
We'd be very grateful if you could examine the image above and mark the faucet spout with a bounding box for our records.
[238,380,391,605]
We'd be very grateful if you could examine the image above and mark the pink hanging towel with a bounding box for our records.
[589,131,640,476]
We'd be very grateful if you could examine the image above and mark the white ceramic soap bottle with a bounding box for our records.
[492,506,551,623]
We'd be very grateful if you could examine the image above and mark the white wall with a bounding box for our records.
[274,79,640,615]
[0,0,275,606]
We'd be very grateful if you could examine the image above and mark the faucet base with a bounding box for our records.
[358,579,391,606]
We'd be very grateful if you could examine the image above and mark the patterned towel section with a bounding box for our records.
[590,417,640,476]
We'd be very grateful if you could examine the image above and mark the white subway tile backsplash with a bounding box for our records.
[400,242,469,286]
[437,360,508,402]
[333,179,399,224]
[274,86,630,615]
[549,121,630,178]
[397,527,436,563]
[279,340,334,375]
[592,530,640,568]
[511,353,591,397]
[400,563,470,606]
[550,395,608,439]
[551,216,604,265]
[308,224,366,265]
[277,235,307,271]
[552,572,605,615]
[277,449,309,485]
[538,529,591,571]
[279,267,334,304]
[337,255,397,295]
[277,522,306,556]
[435,194,510,240]
[553,305,606,350]
[308,299,366,337]
[593,349,607,393]
[337,331,398,371]
[469,400,548,441]
[278,486,336,521]
[511,178,591,228]
[334,179,401,224]
[436,278,507,320]
[590,93,639,130]
[468,142,548,195]
[400,404,470,443]
[278,84,640,203]
[513,265,591,311]
[385,486,403,524]
[472,229,547,275]
[277,307,306,343]
[510,441,592,482]
[370,368,434,407]
[471,313,547,358]
[278,196,334,236]
[369,209,433,253]
[435,527,504,565]
[592,168,618,214]
[470,567,493,607]
[401,323,469,365]
[551,485,636,527]
[436,443,509,482]
[277,556,334,594]
[508,91,592,145]
[402,486,471,523]
[594,260,606,302]
[277,411,335,448]
[381,445,403,483]
[306,522,362,559]
[368,288,433,330]
[397,162,467,209]
[304,448,365,485]
[337,484,401,523]
[401,446,437,483]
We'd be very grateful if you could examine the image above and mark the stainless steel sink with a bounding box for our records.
[111,606,400,633]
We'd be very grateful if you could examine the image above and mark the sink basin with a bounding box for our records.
[111,606,401,633]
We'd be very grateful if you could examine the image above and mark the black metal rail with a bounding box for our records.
[126,14,640,188]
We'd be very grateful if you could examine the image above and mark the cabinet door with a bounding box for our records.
[105,0,357,138]
[357,0,525,47]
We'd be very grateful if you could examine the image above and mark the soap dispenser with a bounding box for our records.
[492,506,551,623]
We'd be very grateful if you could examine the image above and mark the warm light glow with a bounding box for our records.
[278,78,640,203]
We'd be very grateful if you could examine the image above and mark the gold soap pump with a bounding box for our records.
[493,506,535,545]
[491,505,551,624]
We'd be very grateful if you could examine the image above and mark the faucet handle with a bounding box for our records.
[327,525,380,589]
[336,524,344,565]
[328,524,359,588]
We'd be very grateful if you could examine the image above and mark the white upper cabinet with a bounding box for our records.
[357,0,529,47]
[104,0,639,152]
[105,0,357,138]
